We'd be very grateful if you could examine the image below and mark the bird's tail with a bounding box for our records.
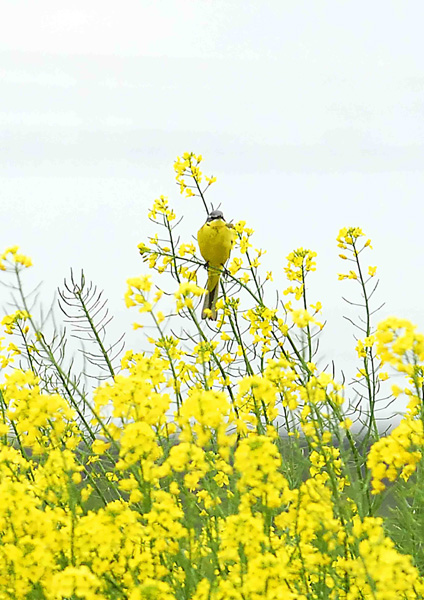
[202,270,221,320]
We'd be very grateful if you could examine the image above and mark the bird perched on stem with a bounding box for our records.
[197,210,235,320]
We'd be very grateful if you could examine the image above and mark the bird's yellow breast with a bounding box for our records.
[197,219,235,267]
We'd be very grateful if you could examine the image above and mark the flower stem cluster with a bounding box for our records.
[0,159,424,598]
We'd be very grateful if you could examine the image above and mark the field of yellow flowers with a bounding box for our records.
[1,153,424,599]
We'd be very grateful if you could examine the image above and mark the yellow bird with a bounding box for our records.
[197,210,235,320]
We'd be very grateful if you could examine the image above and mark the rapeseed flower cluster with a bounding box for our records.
[10,350,420,599]
[1,158,424,599]
[0,245,33,271]
[365,317,424,494]
[174,152,216,199]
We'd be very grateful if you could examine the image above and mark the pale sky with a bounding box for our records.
[1,1,424,394]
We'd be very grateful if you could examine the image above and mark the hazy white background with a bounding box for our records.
[1,1,424,398]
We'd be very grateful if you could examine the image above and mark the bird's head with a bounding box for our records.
[207,210,225,222]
